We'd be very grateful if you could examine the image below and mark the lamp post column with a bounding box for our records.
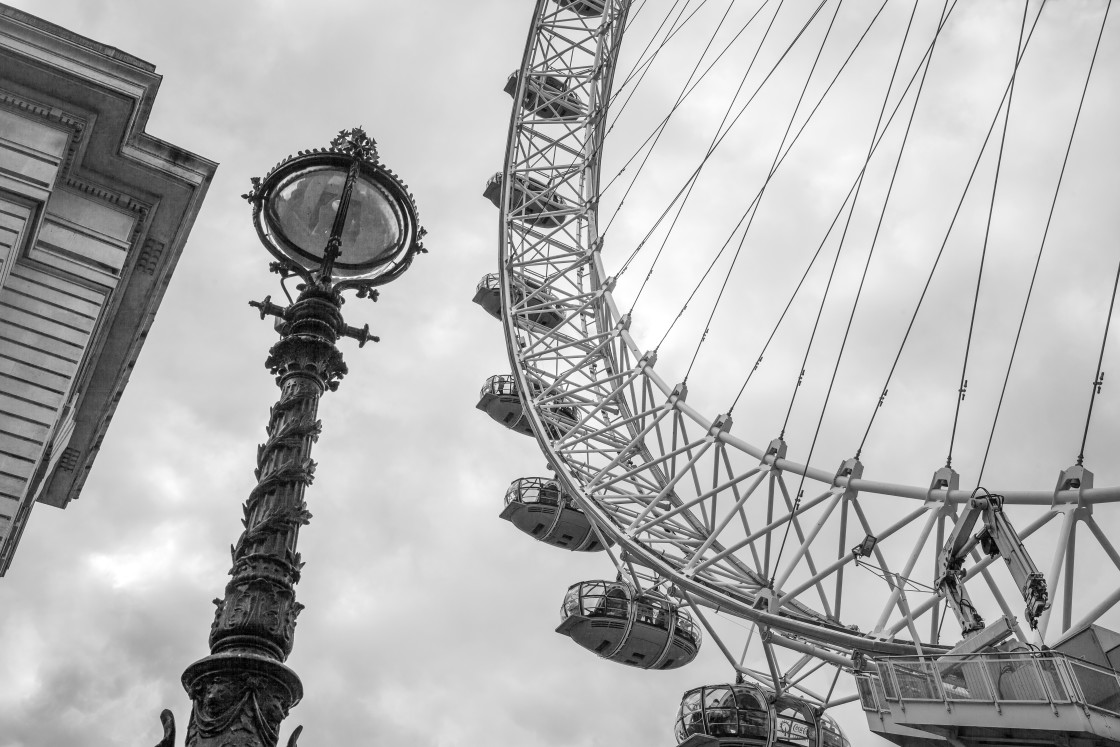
[157,127,424,747]
[181,284,355,747]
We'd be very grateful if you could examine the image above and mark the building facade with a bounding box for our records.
[0,5,217,574]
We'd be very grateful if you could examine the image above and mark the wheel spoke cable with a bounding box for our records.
[603,0,777,200]
[944,5,1026,470]
[1079,259,1120,467]
[855,0,1049,456]
[610,0,830,285]
[809,0,936,460]
[624,0,811,319]
[610,0,710,105]
[607,0,705,124]
[1072,1,1116,466]
[683,0,848,382]
[778,0,924,442]
[602,0,748,247]
[611,0,792,265]
[771,0,929,584]
[615,1,834,314]
[729,0,948,411]
[974,2,1033,483]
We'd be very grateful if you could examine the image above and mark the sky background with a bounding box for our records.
[0,2,1118,746]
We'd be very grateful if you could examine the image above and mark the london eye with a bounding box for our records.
[478,2,1120,745]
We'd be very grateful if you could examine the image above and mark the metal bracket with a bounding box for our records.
[709,413,733,437]
[1054,464,1094,510]
[340,323,379,347]
[763,438,787,468]
[834,457,864,492]
[929,466,959,496]
[249,296,288,321]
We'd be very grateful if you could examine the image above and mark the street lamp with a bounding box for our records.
[156,128,425,747]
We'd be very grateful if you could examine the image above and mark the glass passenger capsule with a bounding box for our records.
[472,273,565,329]
[500,477,612,551]
[483,172,570,227]
[504,71,586,120]
[675,686,849,747]
[676,683,772,747]
[556,0,605,17]
[771,696,819,747]
[818,714,850,747]
[557,581,701,670]
[476,374,542,436]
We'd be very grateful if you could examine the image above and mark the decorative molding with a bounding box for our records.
[179,655,303,747]
[136,237,164,274]
[0,89,85,174]
[61,175,149,215]
[57,446,80,471]
[0,91,155,224]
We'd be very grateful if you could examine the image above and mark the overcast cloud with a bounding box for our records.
[0,2,1118,747]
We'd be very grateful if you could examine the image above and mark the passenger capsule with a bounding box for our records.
[676,685,850,747]
[818,714,850,747]
[472,273,565,329]
[504,71,586,120]
[483,172,570,227]
[556,0,605,16]
[473,273,503,319]
[771,696,821,747]
[676,683,772,746]
[476,374,541,436]
[557,581,701,670]
[500,477,612,551]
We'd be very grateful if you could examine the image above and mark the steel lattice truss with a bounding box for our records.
[496,0,1120,688]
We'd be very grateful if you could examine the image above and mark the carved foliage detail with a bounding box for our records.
[209,579,303,655]
[210,373,323,658]
[264,335,348,391]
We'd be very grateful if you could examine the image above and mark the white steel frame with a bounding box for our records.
[496,0,1120,699]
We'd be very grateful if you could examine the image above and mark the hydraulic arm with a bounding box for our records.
[936,492,1050,636]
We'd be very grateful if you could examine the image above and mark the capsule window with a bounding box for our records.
[774,698,817,747]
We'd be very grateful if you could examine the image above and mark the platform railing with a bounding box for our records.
[857,650,1120,718]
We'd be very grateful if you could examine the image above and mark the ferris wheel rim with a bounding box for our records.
[495,0,1120,662]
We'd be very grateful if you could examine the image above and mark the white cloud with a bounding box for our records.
[0,2,1117,747]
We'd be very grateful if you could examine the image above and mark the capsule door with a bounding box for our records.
[818,715,849,747]
[772,696,818,747]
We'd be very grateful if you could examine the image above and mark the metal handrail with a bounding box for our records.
[505,476,566,507]
[858,651,1120,717]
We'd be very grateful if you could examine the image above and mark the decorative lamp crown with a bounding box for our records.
[245,127,425,290]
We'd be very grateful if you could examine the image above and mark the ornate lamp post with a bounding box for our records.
[156,128,425,747]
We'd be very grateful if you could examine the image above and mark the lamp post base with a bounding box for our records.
[179,652,303,747]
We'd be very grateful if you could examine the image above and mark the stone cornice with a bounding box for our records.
[0,88,85,175]
[0,5,154,73]
[0,3,218,525]
[62,175,150,215]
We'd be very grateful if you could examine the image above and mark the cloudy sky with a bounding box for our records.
[1,2,1118,747]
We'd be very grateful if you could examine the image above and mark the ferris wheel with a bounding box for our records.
[477,1,1120,745]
